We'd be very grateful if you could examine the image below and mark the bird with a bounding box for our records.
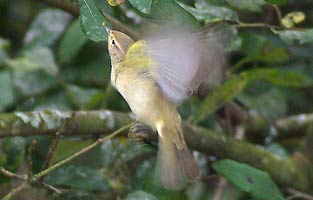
[107,24,226,190]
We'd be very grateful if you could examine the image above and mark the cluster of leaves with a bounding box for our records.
[0,0,313,199]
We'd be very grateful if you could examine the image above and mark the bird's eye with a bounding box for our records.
[111,40,115,45]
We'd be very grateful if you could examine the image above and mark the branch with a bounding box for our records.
[0,110,312,192]
[1,121,134,199]
[245,113,313,141]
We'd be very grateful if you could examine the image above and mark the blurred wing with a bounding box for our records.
[145,28,201,105]
[191,24,229,92]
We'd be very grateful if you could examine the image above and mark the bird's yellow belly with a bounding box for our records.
[114,69,173,129]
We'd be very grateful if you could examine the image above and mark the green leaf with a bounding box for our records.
[23,9,71,49]
[241,32,289,63]
[265,143,288,158]
[0,70,14,111]
[238,88,287,120]
[58,19,88,63]
[212,159,284,200]
[276,29,313,45]
[1,137,26,171]
[124,191,157,200]
[0,38,10,66]
[6,47,58,96]
[129,0,152,14]
[227,0,265,12]
[178,0,238,23]
[196,68,312,121]
[65,84,103,109]
[79,0,111,42]
[150,0,200,28]
[19,90,72,111]
[61,43,111,86]
[245,68,313,87]
[45,165,111,192]
[197,74,248,120]
[51,140,93,164]
[265,0,287,5]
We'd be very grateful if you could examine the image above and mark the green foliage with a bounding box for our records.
[213,159,284,200]
[46,165,111,192]
[0,70,14,111]
[197,68,313,121]
[128,0,152,14]
[276,29,313,45]
[6,46,58,97]
[1,0,313,199]
[0,137,26,172]
[227,0,265,12]
[23,9,71,50]
[58,20,88,63]
[179,0,238,23]
[79,0,111,42]
[264,0,287,5]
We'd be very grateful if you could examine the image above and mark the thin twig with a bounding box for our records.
[1,122,134,199]
[39,182,62,194]
[0,168,62,195]
[39,113,75,182]
[27,140,37,178]
[213,178,228,200]
[287,188,313,200]
[1,183,28,200]
[32,122,135,180]
[0,168,27,181]
[273,5,283,24]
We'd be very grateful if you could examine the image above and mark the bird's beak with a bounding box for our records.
[104,26,110,34]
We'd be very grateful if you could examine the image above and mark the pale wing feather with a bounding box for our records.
[145,29,201,104]
[144,24,228,105]
[191,24,229,92]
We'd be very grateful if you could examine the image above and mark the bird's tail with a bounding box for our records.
[155,115,200,190]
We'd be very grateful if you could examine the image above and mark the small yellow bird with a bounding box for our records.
[107,25,225,190]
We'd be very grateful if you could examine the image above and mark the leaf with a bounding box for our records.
[6,47,59,96]
[150,0,200,28]
[1,137,26,171]
[196,68,312,121]
[265,0,287,5]
[238,88,287,120]
[19,90,72,111]
[197,74,248,120]
[50,140,93,164]
[23,9,72,49]
[0,70,14,111]
[58,20,88,63]
[106,0,125,6]
[265,143,288,158]
[45,165,111,192]
[226,0,265,12]
[124,191,157,200]
[245,68,313,87]
[79,0,111,42]
[275,29,313,45]
[61,44,111,86]
[0,38,10,66]
[241,32,289,63]
[212,159,284,200]
[178,0,238,23]
[128,0,152,14]
[65,84,103,109]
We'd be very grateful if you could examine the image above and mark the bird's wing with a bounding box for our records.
[145,28,201,105]
[145,25,227,105]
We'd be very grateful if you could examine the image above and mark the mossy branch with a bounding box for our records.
[0,110,312,192]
